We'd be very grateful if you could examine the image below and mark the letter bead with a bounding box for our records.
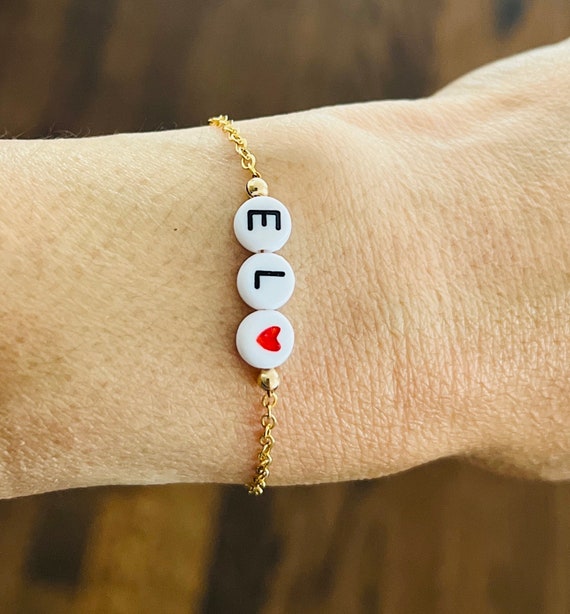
[237,252,295,310]
[233,196,292,253]
[236,310,294,369]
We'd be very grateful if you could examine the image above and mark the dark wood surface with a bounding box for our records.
[0,1,569,612]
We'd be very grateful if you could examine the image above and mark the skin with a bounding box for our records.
[0,40,568,499]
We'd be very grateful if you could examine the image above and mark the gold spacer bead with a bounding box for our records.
[258,368,280,391]
[247,177,269,198]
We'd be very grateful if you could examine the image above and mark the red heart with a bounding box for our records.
[256,326,281,352]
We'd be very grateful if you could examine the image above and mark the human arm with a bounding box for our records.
[0,40,568,498]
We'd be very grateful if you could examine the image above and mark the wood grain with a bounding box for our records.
[0,1,568,613]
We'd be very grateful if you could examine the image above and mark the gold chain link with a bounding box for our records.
[247,389,278,495]
[208,115,262,178]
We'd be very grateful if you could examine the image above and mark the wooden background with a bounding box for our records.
[0,1,569,612]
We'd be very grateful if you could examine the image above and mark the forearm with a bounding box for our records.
[0,54,568,497]
[2,115,379,495]
[1,112,440,495]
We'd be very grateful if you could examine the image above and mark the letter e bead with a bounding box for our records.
[233,196,292,253]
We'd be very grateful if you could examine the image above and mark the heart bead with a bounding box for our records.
[236,310,294,369]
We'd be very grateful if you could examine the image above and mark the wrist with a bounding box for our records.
[0,113,407,494]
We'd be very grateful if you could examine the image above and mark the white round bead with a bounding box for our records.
[233,196,291,253]
[236,310,294,369]
[237,253,295,310]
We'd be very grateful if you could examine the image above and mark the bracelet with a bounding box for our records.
[208,115,295,495]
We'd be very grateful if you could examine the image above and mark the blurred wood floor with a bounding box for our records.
[0,1,569,613]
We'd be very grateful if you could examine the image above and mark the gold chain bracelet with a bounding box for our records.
[208,115,295,495]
